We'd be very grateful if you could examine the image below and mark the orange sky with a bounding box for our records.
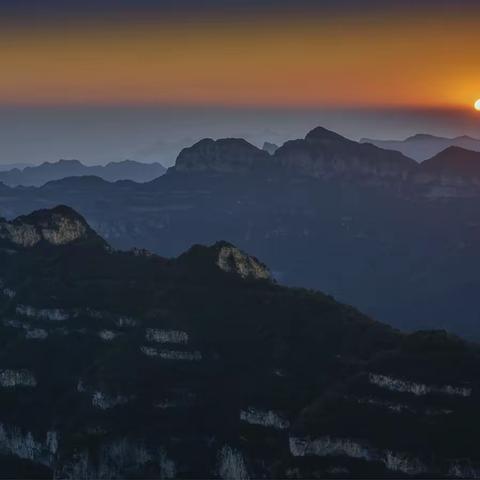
[0,9,479,109]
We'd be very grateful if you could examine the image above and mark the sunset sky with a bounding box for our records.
[1,0,479,166]
[1,0,480,109]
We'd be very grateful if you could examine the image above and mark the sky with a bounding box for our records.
[0,0,479,165]
[1,0,480,108]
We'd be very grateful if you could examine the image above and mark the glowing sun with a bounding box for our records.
[475,99,480,111]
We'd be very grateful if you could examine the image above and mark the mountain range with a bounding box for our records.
[0,159,166,187]
[0,163,33,172]
[173,127,480,190]
[361,133,480,162]
[0,205,479,478]
[1,127,480,340]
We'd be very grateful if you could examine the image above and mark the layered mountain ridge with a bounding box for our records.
[361,133,480,161]
[0,206,480,478]
[172,127,480,193]
[2,126,480,340]
[0,159,166,187]
[173,127,417,183]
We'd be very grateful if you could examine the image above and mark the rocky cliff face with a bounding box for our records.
[275,127,416,182]
[179,241,272,281]
[172,127,416,185]
[0,205,106,249]
[214,242,271,280]
[158,126,480,196]
[174,138,270,174]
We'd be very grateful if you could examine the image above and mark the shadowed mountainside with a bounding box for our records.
[0,206,479,478]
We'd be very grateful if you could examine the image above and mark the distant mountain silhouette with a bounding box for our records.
[174,138,271,174]
[171,127,416,183]
[275,126,416,180]
[361,133,480,161]
[409,146,480,192]
[0,159,166,187]
[0,162,33,172]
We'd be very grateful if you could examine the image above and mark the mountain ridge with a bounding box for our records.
[174,138,271,174]
[361,133,480,161]
[0,159,166,187]
[169,127,480,190]
[2,126,480,340]
[172,127,417,182]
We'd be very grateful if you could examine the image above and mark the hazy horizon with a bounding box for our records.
[1,105,479,167]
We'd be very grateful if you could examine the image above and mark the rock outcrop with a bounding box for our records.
[145,329,189,344]
[369,373,472,397]
[240,408,290,430]
[214,242,272,280]
[0,205,106,249]
[140,346,202,361]
[180,241,272,281]
[217,446,249,480]
[289,437,427,475]
[0,369,37,388]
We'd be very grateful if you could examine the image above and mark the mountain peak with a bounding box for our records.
[213,241,272,280]
[42,175,111,189]
[179,241,272,281]
[0,205,106,249]
[419,146,480,179]
[405,133,444,141]
[455,134,479,141]
[31,159,84,169]
[424,145,480,164]
[174,138,270,173]
[305,126,349,143]
[438,145,472,154]
[56,159,83,165]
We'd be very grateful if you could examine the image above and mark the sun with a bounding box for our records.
[475,99,480,111]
